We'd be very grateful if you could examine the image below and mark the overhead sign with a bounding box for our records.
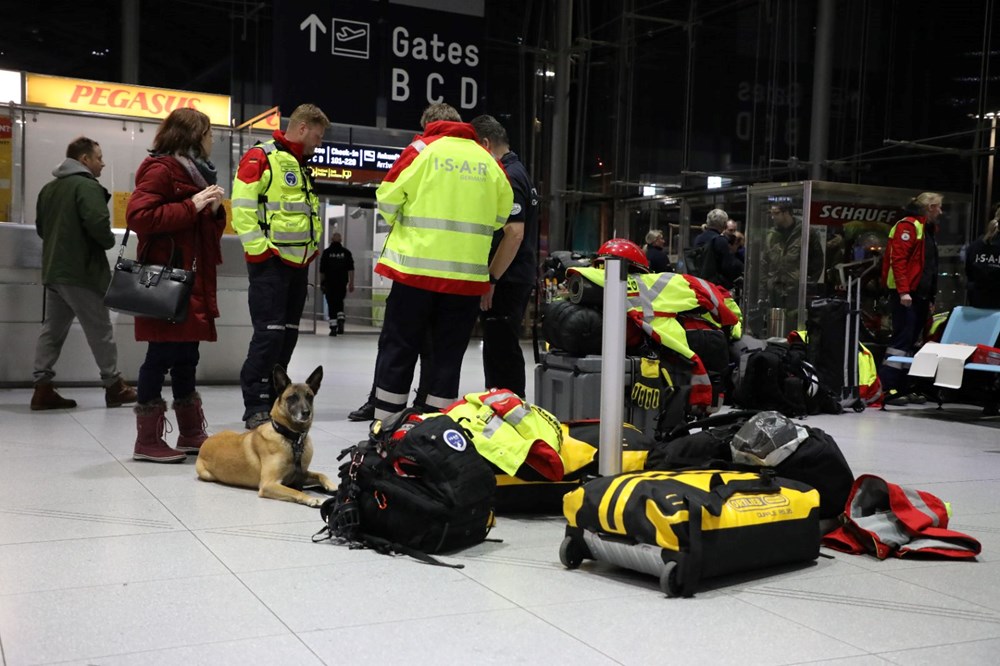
[308,141,403,185]
[274,0,484,130]
[25,74,232,126]
[810,201,901,225]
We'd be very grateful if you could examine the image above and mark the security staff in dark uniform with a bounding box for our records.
[471,114,538,399]
[319,231,354,336]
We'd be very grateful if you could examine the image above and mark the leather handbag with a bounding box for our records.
[103,227,195,323]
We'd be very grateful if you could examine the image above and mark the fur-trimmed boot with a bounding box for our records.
[132,400,185,463]
[173,392,208,454]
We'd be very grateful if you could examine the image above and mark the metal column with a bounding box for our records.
[598,258,627,476]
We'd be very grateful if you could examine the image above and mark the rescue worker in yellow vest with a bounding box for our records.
[231,104,329,429]
[371,103,514,421]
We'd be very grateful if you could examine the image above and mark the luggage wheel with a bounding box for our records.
[559,535,586,569]
[852,401,865,413]
[659,561,682,597]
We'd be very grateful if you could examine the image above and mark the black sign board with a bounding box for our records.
[273,0,483,130]
[307,141,403,185]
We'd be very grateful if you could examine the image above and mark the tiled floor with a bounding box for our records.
[2,332,1000,665]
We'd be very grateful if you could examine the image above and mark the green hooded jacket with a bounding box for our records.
[35,158,115,294]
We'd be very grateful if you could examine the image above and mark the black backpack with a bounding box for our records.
[734,342,840,417]
[316,409,496,566]
[645,411,854,520]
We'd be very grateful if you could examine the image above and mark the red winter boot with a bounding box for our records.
[132,401,186,463]
[173,392,208,454]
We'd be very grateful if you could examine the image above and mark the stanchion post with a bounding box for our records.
[598,257,627,476]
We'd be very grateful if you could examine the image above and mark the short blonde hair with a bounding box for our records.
[288,104,330,129]
[420,103,461,128]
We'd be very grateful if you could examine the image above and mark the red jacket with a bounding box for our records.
[880,216,926,295]
[125,155,227,342]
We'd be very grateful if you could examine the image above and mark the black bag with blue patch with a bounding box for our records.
[317,409,496,565]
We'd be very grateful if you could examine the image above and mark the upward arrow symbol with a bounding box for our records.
[300,14,326,53]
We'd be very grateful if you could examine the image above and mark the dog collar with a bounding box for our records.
[271,419,307,470]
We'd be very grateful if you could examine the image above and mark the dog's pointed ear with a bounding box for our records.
[273,365,290,395]
[306,365,323,394]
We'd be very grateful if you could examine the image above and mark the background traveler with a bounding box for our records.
[644,229,673,273]
[319,231,354,336]
[232,103,329,429]
[471,114,538,399]
[760,202,824,327]
[125,108,226,462]
[369,102,513,421]
[31,136,137,411]
[693,208,743,288]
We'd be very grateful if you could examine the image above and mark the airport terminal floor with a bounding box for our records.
[1,331,1000,665]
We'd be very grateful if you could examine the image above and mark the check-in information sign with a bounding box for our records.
[274,0,484,130]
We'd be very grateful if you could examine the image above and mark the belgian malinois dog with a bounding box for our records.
[195,366,337,507]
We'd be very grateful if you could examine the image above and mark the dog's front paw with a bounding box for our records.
[306,496,323,508]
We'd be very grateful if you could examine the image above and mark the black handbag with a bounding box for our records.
[103,227,195,323]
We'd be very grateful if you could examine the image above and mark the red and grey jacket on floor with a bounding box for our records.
[822,474,981,559]
[568,268,741,409]
[880,215,927,295]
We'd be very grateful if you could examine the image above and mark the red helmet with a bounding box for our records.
[594,238,650,272]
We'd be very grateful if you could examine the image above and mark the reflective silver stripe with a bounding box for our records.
[904,537,976,553]
[380,247,488,276]
[412,139,427,152]
[285,323,300,330]
[401,215,495,236]
[424,394,453,409]
[376,388,409,403]
[689,276,722,315]
[903,487,940,526]
[272,231,312,241]
[483,391,517,406]
[232,198,259,208]
[691,374,712,386]
[496,215,507,224]
[482,414,504,438]
[239,229,266,243]
[379,201,400,214]
[504,405,529,425]
[263,201,312,213]
[266,324,284,331]
[259,143,277,154]
[854,512,908,548]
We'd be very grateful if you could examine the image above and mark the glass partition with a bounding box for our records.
[744,181,972,342]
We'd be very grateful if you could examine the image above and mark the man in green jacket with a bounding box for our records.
[31,137,136,410]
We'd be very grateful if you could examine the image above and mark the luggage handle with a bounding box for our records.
[666,409,761,439]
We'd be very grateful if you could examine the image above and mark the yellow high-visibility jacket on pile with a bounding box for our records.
[442,389,564,480]
[567,268,742,409]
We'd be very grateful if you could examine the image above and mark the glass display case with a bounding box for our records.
[743,181,972,341]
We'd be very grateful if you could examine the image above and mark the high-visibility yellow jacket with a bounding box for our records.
[567,268,741,408]
[375,121,513,296]
[231,132,321,266]
[442,390,564,479]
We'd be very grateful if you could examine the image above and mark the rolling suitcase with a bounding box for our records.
[559,469,821,597]
[807,270,866,412]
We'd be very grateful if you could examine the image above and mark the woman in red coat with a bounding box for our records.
[125,108,226,463]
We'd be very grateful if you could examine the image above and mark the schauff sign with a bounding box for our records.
[274,0,484,129]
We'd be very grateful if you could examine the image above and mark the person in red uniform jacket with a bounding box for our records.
[125,108,226,462]
[879,192,943,406]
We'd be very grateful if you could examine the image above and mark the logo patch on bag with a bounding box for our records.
[443,429,468,451]
[284,171,299,186]
[900,232,911,241]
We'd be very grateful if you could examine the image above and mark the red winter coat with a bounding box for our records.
[125,155,226,342]
[880,216,926,295]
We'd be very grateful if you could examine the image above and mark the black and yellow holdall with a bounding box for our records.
[560,469,821,596]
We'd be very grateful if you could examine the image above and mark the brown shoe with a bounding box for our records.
[30,382,77,411]
[106,377,138,408]
[173,392,208,454]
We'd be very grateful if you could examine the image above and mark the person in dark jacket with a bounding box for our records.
[693,208,743,288]
[319,231,354,336]
[471,114,538,398]
[966,206,1000,309]
[31,137,137,411]
[125,108,226,462]
[644,229,673,273]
